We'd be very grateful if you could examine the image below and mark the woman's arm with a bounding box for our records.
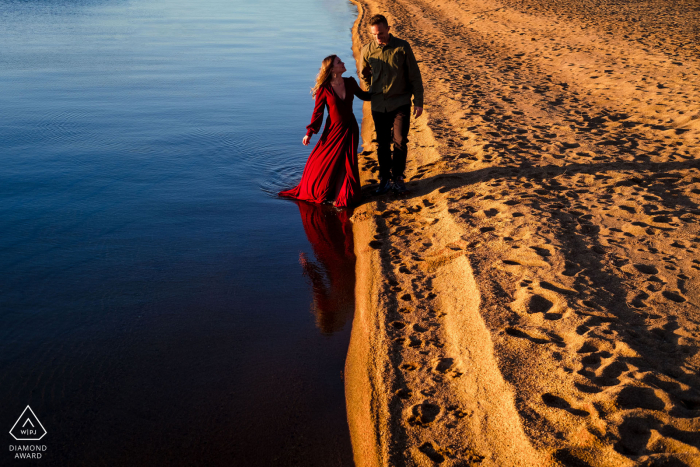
[349,77,373,102]
[360,46,372,90]
[304,88,327,144]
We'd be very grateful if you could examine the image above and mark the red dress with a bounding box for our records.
[280,77,371,208]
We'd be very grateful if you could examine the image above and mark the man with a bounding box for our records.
[361,14,424,195]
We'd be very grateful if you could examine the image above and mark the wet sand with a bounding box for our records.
[346,0,700,465]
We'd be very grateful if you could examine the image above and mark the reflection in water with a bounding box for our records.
[295,201,356,334]
[1,0,360,462]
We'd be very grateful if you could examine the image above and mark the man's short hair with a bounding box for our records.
[369,14,389,27]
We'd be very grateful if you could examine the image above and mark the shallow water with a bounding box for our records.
[0,0,362,464]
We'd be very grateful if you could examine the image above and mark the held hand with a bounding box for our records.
[302,135,311,146]
[413,106,423,118]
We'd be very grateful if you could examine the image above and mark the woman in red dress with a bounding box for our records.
[279,55,371,208]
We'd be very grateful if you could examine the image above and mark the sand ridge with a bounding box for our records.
[346,0,700,465]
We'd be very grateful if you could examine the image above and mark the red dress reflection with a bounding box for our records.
[295,201,355,334]
[280,77,371,208]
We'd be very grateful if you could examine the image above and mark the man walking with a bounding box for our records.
[361,14,424,195]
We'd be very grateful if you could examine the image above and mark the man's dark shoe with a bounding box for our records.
[393,178,407,194]
[374,178,393,195]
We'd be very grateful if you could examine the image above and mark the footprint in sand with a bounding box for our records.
[577,342,598,354]
[661,290,686,303]
[527,294,554,313]
[417,442,445,463]
[407,401,441,426]
[575,381,602,394]
[432,357,454,374]
[616,386,666,411]
[541,393,590,416]
[413,323,429,333]
[633,264,658,274]
[593,360,629,386]
[406,335,423,348]
[512,285,566,320]
[505,327,550,345]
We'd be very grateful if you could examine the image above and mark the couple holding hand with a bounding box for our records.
[280,14,424,208]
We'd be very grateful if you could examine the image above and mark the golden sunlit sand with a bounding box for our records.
[345,0,700,465]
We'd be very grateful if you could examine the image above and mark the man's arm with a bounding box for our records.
[405,44,424,114]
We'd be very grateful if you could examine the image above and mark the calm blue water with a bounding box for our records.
[0,0,362,464]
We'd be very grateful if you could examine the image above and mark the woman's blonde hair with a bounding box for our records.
[311,55,337,98]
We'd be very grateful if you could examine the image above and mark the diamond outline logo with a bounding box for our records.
[9,406,47,441]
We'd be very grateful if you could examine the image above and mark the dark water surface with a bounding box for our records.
[0,0,362,464]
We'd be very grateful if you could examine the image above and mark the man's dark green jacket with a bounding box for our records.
[361,35,424,113]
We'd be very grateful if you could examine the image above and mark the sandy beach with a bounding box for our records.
[345,0,700,465]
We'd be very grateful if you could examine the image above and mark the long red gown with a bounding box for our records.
[280,77,371,208]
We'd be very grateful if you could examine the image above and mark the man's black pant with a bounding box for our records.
[372,104,411,181]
